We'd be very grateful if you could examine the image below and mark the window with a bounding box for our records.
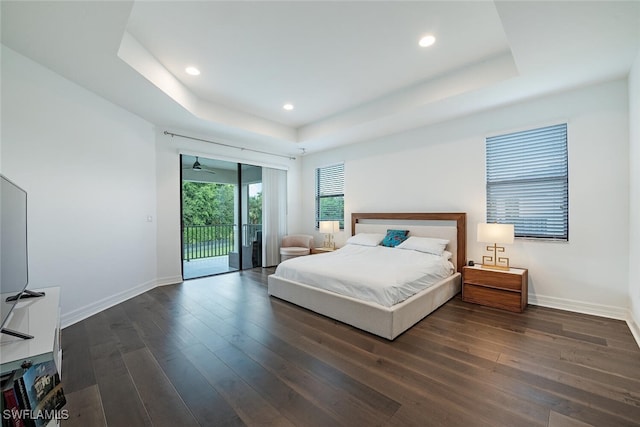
[486,123,568,240]
[315,163,344,229]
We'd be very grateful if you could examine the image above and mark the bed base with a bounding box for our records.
[267,272,461,340]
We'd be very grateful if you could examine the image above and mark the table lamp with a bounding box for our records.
[477,223,514,270]
[319,220,339,249]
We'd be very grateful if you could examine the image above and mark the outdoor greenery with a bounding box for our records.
[182,181,235,227]
[248,189,262,225]
[182,181,263,260]
[317,195,345,229]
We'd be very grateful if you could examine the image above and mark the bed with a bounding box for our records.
[267,212,467,340]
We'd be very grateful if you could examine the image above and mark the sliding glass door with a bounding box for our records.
[239,164,262,270]
[181,156,239,279]
[180,155,263,279]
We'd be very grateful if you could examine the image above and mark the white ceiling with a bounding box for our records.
[127,1,510,127]
[2,1,639,158]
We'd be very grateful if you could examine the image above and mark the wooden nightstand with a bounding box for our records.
[311,247,335,254]
[462,265,528,312]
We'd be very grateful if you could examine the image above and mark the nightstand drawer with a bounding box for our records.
[464,268,522,291]
[463,284,522,312]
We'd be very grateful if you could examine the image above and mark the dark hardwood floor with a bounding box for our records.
[61,268,640,426]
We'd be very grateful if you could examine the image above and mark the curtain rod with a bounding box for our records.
[164,131,296,160]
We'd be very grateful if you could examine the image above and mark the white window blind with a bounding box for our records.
[486,123,568,240]
[315,163,344,229]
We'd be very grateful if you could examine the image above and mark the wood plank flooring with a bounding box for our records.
[61,268,640,426]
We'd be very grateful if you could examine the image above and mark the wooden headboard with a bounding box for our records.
[351,212,467,273]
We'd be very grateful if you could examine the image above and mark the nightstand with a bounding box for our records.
[311,247,335,254]
[462,265,528,312]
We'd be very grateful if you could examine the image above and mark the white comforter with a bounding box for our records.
[273,244,454,307]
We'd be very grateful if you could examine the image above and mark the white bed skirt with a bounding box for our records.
[267,272,461,340]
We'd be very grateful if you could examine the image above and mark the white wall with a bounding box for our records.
[1,45,303,327]
[1,46,158,327]
[302,79,630,319]
[154,130,302,283]
[629,50,640,343]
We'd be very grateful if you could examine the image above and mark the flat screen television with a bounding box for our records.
[0,174,43,340]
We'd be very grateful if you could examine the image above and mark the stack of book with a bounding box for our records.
[1,360,66,427]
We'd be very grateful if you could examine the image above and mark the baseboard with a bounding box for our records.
[529,294,627,320]
[628,309,640,349]
[156,275,184,287]
[60,278,159,328]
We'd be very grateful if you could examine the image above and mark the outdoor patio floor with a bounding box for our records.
[183,255,236,279]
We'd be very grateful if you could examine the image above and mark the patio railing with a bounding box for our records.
[183,224,235,261]
[183,224,262,261]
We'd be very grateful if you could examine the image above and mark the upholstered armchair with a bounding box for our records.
[279,235,314,262]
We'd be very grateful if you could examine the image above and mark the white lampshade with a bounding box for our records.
[319,220,339,233]
[477,223,514,244]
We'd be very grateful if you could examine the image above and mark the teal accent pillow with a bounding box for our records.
[381,229,409,247]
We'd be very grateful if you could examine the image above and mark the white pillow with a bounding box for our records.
[396,236,449,256]
[346,233,385,247]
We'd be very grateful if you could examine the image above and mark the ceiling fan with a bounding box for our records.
[182,156,216,174]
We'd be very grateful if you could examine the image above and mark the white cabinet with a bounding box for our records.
[1,287,63,426]
[0,287,61,373]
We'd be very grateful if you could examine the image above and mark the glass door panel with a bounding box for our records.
[240,164,262,270]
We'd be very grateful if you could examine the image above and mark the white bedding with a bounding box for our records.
[273,244,454,307]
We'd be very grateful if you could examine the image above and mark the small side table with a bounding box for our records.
[462,265,528,312]
[311,247,336,254]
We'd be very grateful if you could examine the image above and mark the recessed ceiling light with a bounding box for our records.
[185,66,201,76]
[283,103,294,111]
[419,35,436,47]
